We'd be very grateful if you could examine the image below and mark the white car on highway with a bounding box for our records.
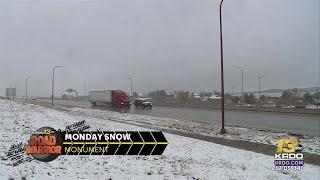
[235,103,252,107]
[281,105,295,109]
[261,104,276,108]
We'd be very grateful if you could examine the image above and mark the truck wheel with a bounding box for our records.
[92,102,97,107]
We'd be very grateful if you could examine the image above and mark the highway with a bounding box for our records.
[36,99,320,136]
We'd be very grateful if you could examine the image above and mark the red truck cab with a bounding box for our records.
[112,90,131,108]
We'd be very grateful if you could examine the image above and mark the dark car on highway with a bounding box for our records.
[134,98,152,109]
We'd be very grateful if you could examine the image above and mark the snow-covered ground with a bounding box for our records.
[69,107,320,155]
[0,99,319,180]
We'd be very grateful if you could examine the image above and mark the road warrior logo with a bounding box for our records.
[25,127,63,162]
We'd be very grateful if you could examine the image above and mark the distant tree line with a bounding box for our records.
[279,90,319,105]
[148,90,167,102]
[147,89,319,105]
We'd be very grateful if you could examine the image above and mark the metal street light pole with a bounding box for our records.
[25,76,30,102]
[233,65,244,98]
[52,66,63,106]
[219,0,226,134]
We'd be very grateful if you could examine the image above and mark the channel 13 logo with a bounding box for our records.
[276,137,303,153]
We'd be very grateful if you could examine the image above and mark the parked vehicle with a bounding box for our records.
[89,90,130,108]
[134,98,152,109]
[235,103,252,107]
[261,103,277,108]
[281,105,295,109]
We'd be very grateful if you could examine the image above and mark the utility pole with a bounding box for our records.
[25,76,30,102]
[233,65,244,98]
[52,66,63,106]
[219,0,226,134]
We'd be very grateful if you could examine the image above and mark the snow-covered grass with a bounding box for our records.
[69,107,320,155]
[0,99,319,180]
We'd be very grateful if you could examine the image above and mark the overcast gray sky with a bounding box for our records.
[0,0,319,97]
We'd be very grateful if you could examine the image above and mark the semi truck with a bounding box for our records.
[89,90,131,108]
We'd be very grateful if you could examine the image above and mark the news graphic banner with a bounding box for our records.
[24,126,169,162]
[62,131,168,156]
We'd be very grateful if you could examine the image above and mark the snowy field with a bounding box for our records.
[0,99,319,180]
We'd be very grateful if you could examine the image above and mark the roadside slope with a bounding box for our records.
[0,99,319,179]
